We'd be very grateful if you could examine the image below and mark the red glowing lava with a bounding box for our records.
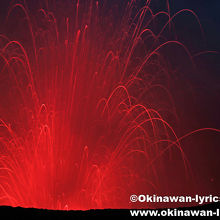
[0,0,219,210]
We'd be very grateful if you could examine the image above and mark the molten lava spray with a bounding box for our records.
[0,0,219,210]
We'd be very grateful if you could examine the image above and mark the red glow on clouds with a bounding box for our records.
[0,0,219,210]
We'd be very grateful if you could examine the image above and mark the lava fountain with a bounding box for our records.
[0,0,219,210]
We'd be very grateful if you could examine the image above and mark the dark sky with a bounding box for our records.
[171,0,220,50]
